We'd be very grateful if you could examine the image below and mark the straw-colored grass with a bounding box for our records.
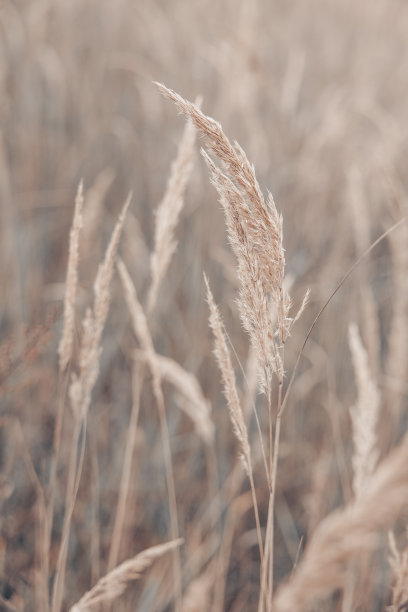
[2,2,408,611]
[71,539,183,611]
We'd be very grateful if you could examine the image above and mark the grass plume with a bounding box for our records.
[71,539,183,611]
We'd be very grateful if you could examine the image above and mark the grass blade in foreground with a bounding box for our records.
[70,539,183,611]
[272,431,408,611]
[156,82,309,605]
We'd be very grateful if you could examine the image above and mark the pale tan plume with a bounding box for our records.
[388,531,408,611]
[70,539,183,611]
[53,196,130,612]
[58,181,84,373]
[133,349,214,445]
[69,195,131,422]
[156,82,295,390]
[117,258,182,609]
[348,322,380,497]
[205,275,250,471]
[201,149,282,390]
[148,117,196,314]
[117,258,156,365]
[81,168,115,256]
[273,431,408,611]
[181,568,214,612]
[205,275,263,563]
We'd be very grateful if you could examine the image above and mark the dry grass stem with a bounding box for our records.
[117,259,156,364]
[205,275,263,564]
[348,323,380,496]
[52,197,130,612]
[205,276,250,470]
[81,169,115,253]
[70,539,183,611]
[14,421,49,611]
[347,167,380,375]
[156,82,299,389]
[181,569,214,612]
[49,182,84,612]
[133,349,214,445]
[388,532,408,611]
[107,361,143,571]
[58,181,84,373]
[157,84,312,606]
[117,258,182,610]
[5,8,408,610]
[69,195,131,422]
[148,117,196,314]
[201,149,283,389]
[386,219,408,417]
[258,492,273,612]
[273,430,408,611]
[108,119,196,571]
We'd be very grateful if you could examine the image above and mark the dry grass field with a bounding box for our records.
[0,0,408,610]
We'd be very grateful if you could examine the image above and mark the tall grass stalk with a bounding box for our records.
[46,183,84,611]
[117,259,182,611]
[205,275,263,565]
[273,428,408,611]
[71,539,183,611]
[52,197,130,612]
[108,121,196,577]
[157,84,307,607]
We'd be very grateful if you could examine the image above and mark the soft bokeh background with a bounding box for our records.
[1,0,407,609]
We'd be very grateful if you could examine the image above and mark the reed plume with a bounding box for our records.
[107,116,196,588]
[388,531,408,612]
[273,430,408,611]
[52,196,130,612]
[134,349,214,445]
[156,82,310,604]
[205,275,263,562]
[117,258,182,610]
[348,322,380,496]
[70,539,183,611]
[69,195,131,421]
[156,82,295,391]
[148,117,196,315]
[58,181,84,373]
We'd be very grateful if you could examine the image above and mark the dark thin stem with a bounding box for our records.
[280,218,406,417]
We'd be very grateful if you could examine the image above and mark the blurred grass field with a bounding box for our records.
[0,0,407,610]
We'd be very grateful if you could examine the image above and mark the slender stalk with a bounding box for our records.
[212,497,245,612]
[259,493,273,612]
[269,375,283,608]
[39,503,51,612]
[45,371,69,608]
[108,115,195,578]
[89,432,101,586]
[224,325,270,487]
[267,378,273,485]
[248,467,264,566]
[15,421,49,611]
[107,363,143,570]
[117,259,182,611]
[153,378,182,612]
[51,419,80,612]
[280,218,407,418]
[52,416,87,612]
